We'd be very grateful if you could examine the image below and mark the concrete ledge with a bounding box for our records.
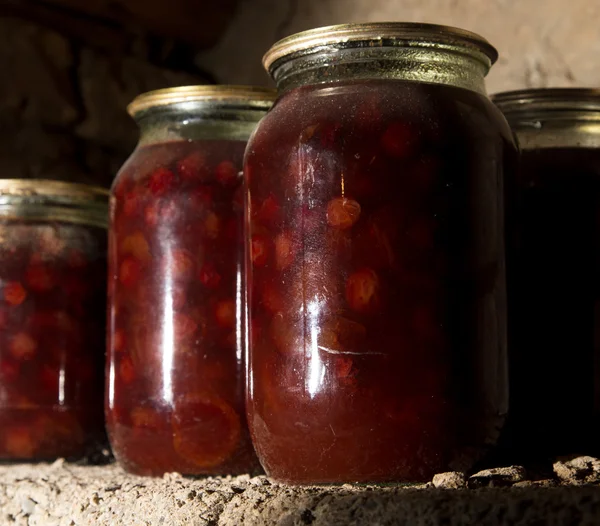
[2,461,600,525]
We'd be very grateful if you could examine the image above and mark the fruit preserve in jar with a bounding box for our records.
[0,180,108,461]
[494,89,600,462]
[245,23,517,484]
[107,86,275,476]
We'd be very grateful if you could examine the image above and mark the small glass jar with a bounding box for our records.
[245,23,516,484]
[0,180,108,461]
[107,86,275,476]
[494,89,600,462]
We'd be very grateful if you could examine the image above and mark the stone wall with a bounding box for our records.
[0,16,209,188]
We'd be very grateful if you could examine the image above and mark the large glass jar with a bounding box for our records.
[0,180,108,461]
[245,23,516,484]
[107,86,275,476]
[494,89,600,462]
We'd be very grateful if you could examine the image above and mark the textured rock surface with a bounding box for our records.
[432,471,467,489]
[0,16,208,188]
[2,461,600,525]
[469,466,527,488]
[554,456,600,485]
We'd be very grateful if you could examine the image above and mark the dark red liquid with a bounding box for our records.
[503,147,600,461]
[107,140,259,476]
[245,79,516,483]
[0,221,106,460]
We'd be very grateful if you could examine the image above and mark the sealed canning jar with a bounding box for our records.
[0,180,108,461]
[494,89,600,462]
[107,86,275,476]
[245,23,517,484]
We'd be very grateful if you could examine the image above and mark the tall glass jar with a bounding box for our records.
[107,86,275,476]
[0,180,108,461]
[494,89,600,462]
[245,23,516,484]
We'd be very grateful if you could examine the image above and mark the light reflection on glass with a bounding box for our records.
[306,298,325,398]
[162,251,175,405]
[58,368,66,406]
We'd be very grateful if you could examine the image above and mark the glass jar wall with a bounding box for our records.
[245,23,516,484]
[494,89,600,462]
[107,86,275,476]
[0,180,108,461]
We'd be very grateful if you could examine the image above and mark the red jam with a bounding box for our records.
[0,222,106,460]
[503,147,600,461]
[107,140,259,476]
[245,79,516,483]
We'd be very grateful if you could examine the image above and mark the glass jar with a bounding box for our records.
[107,85,275,476]
[493,89,600,462]
[0,180,108,461]
[245,23,516,484]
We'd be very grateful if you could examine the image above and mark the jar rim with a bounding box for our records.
[493,88,600,115]
[263,22,498,74]
[0,179,109,202]
[0,179,109,228]
[128,85,277,117]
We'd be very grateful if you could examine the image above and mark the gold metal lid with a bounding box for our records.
[493,89,600,150]
[128,85,277,117]
[493,88,600,115]
[263,22,498,73]
[0,179,109,228]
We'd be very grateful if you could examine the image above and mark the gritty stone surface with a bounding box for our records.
[2,461,600,525]
[469,466,527,488]
[432,471,467,489]
[554,456,600,485]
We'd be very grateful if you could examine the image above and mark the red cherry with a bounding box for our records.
[204,212,220,239]
[381,121,416,159]
[261,284,283,314]
[274,231,295,270]
[326,197,361,229]
[131,407,162,429]
[198,262,222,289]
[251,235,268,267]
[174,313,197,342]
[345,268,381,313]
[120,231,151,263]
[215,299,236,328]
[215,160,238,186]
[119,356,135,384]
[172,392,241,468]
[113,329,126,353]
[4,427,36,458]
[10,332,37,360]
[144,203,160,227]
[255,194,280,224]
[177,152,207,181]
[3,281,26,306]
[149,167,176,195]
[123,191,138,216]
[172,286,187,310]
[168,250,194,281]
[119,257,141,287]
[25,263,56,292]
